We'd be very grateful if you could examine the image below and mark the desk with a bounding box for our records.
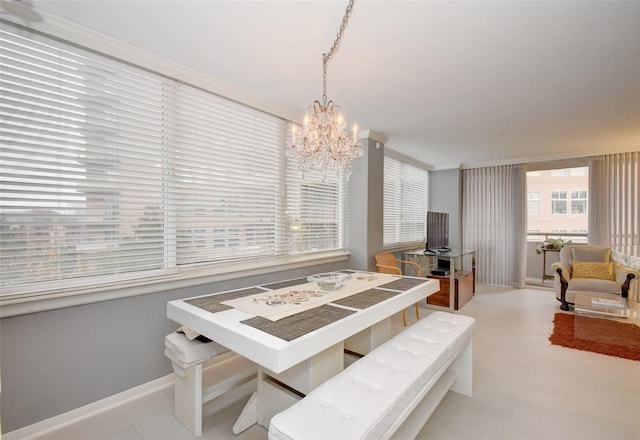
[539,247,560,282]
[167,270,439,432]
[403,249,476,311]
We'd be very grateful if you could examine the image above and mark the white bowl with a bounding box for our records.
[308,272,350,291]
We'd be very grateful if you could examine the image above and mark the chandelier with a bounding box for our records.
[288,0,363,179]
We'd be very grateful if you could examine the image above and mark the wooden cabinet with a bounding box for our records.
[427,270,474,310]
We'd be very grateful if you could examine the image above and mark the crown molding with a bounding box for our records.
[359,129,388,144]
[459,145,640,170]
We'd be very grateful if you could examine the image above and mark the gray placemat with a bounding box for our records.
[331,288,400,309]
[260,277,308,290]
[186,287,266,314]
[379,277,429,291]
[241,305,356,341]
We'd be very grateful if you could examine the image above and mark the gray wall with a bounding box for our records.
[0,135,386,433]
[0,263,344,432]
[347,138,385,272]
[430,168,461,248]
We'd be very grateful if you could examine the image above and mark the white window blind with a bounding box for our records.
[171,84,281,264]
[383,155,429,248]
[1,27,168,288]
[285,134,346,254]
[0,24,346,294]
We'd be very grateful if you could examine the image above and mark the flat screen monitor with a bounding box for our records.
[426,211,449,251]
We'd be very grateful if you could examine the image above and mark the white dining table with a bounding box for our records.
[166,270,439,432]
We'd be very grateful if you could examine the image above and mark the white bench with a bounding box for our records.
[268,311,476,440]
[164,332,257,436]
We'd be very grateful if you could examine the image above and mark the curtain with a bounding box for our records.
[462,164,527,287]
[589,152,639,256]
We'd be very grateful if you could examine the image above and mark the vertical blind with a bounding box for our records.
[0,23,346,293]
[383,155,429,248]
[589,152,639,257]
[462,164,526,287]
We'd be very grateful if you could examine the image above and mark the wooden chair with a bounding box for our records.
[375,252,422,326]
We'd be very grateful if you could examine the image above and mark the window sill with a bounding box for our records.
[0,250,349,318]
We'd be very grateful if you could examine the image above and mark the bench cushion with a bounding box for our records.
[269,311,476,440]
[165,332,229,365]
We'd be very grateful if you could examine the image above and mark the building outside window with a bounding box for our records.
[571,190,588,214]
[527,192,541,215]
[526,167,589,243]
[551,191,568,214]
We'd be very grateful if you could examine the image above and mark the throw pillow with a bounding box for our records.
[572,261,615,281]
[572,247,611,263]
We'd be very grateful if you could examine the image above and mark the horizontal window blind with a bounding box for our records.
[1,27,167,287]
[383,155,429,248]
[0,23,347,294]
[285,127,346,254]
[172,84,281,264]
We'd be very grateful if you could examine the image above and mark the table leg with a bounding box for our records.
[344,318,391,355]
[234,342,345,432]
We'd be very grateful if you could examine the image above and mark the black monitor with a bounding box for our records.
[426,211,449,252]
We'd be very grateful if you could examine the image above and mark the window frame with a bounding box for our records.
[551,190,568,214]
[527,191,541,215]
[570,190,588,214]
[0,17,349,317]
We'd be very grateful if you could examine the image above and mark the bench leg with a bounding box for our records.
[449,339,473,397]
[173,362,204,436]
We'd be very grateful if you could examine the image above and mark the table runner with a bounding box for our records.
[331,288,401,309]
[241,304,356,341]
[260,277,309,290]
[222,272,398,321]
[378,277,429,291]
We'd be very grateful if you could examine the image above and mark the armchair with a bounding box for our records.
[551,245,638,311]
[374,252,422,326]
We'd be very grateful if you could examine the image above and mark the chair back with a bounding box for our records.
[375,252,401,275]
[560,245,612,265]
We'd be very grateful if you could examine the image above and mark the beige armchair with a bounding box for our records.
[551,245,638,310]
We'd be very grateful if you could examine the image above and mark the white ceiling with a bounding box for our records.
[6,0,640,169]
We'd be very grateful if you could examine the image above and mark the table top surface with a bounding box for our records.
[574,292,640,322]
[167,270,439,373]
[404,248,475,259]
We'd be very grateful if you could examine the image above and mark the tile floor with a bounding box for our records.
[23,285,640,440]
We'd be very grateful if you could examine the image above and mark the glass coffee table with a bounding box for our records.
[573,292,640,322]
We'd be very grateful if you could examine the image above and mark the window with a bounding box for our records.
[0,24,345,295]
[527,192,541,214]
[551,191,568,214]
[571,190,587,214]
[383,155,429,248]
[551,169,569,176]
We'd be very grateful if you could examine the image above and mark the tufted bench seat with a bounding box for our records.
[164,331,257,436]
[268,311,476,440]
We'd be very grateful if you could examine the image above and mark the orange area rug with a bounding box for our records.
[549,312,640,361]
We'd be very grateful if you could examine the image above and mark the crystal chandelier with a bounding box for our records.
[288,0,363,179]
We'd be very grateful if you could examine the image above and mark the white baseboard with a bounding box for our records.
[3,374,174,440]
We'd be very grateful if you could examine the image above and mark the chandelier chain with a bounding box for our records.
[288,0,363,180]
[322,0,355,104]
